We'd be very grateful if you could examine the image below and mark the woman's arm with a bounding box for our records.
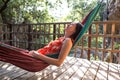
[30,38,72,66]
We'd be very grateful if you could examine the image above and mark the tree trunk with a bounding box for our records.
[0,0,10,24]
[1,12,8,24]
[0,0,10,13]
[104,0,120,63]
[105,0,120,35]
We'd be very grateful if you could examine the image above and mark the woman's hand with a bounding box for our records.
[29,50,39,58]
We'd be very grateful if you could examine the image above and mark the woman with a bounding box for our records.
[0,22,83,72]
[29,22,83,66]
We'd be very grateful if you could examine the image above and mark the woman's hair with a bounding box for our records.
[70,22,83,41]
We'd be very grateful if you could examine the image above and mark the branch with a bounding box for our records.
[0,0,10,13]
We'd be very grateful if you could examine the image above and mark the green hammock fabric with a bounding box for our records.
[73,1,102,47]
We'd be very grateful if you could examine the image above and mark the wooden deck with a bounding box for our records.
[0,57,120,80]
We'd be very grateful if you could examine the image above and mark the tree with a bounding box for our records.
[0,0,55,24]
[0,0,10,13]
[0,0,10,23]
[0,0,104,24]
[105,0,120,42]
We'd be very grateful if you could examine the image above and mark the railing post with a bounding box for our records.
[0,25,2,41]
[53,24,56,40]
[8,23,13,45]
[88,26,92,60]
[28,24,32,50]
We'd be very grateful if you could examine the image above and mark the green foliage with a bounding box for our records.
[66,0,99,22]
[0,0,54,24]
[0,0,106,23]
[114,42,120,49]
[0,0,4,7]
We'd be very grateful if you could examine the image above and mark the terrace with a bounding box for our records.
[0,21,120,80]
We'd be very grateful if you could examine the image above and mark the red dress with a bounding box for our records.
[37,37,65,55]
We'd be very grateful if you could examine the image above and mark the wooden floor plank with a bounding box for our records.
[69,67,87,80]
[108,71,120,80]
[61,58,91,80]
[109,63,118,72]
[108,63,120,80]
[0,61,6,67]
[8,70,28,79]
[99,62,109,71]
[18,65,58,80]
[13,64,59,80]
[95,62,109,80]
[14,72,35,80]
[15,57,75,80]
[118,64,120,77]
[90,61,101,69]
[82,61,100,80]
[0,57,119,80]
[41,62,77,80]
[30,57,76,80]
[0,63,18,76]
[55,58,82,80]
[0,66,26,79]
[68,58,90,80]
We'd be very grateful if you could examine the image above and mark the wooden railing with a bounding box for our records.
[75,21,120,63]
[0,22,71,50]
[0,21,120,63]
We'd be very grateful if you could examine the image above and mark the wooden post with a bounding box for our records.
[53,24,56,40]
[103,23,107,61]
[95,24,99,60]
[8,23,12,45]
[111,23,115,62]
[28,24,32,50]
[88,26,92,60]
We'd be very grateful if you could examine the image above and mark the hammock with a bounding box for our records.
[0,1,102,72]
